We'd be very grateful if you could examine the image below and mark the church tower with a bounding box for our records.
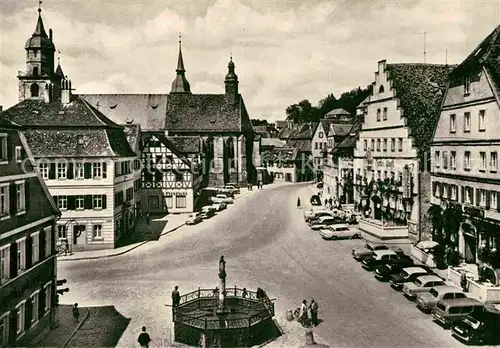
[170,35,191,94]
[18,6,57,103]
[224,57,239,105]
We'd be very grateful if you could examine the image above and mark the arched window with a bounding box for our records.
[226,137,235,169]
[379,85,384,93]
[32,67,39,76]
[206,137,215,169]
[30,83,39,97]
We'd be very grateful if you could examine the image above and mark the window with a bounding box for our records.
[0,246,10,282]
[93,195,103,209]
[92,225,102,239]
[15,181,25,213]
[0,312,9,347]
[57,195,67,210]
[376,139,381,152]
[491,152,498,172]
[93,163,102,178]
[16,301,25,336]
[45,227,52,257]
[442,151,448,169]
[465,187,473,204]
[0,184,8,217]
[433,182,440,197]
[30,84,39,97]
[435,151,440,168]
[464,112,471,132]
[492,192,498,209]
[15,146,22,162]
[44,283,51,313]
[16,238,26,272]
[464,151,471,170]
[376,109,381,121]
[383,107,387,121]
[480,189,486,207]
[315,143,318,150]
[391,138,395,152]
[76,195,84,209]
[383,139,387,152]
[31,232,39,264]
[74,163,84,179]
[0,135,7,162]
[39,163,48,179]
[318,132,323,138]
[479,110,486,131]
[57,162,67,179]
[57,225,67,239]
[451,151,456,169]
[33,66,39,76]
[31,292,39,323]
[363,140,368,151]
[176,195,187,208]
[451,185,458,200]
[371,139,375,150]
[480,152,486,171]
[165,195,173,209]
[464,75,471,94]
[379,85,384,93]
[398,138,403,152]
[450,114,456,133]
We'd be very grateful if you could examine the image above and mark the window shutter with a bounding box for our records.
[486,191,491,209]
[49,163,56,179]
[102,195,107,209]
[102,162,107,178]
[497,192,500,211]
[432,182,437,196]
[10,308,17,343]
[84,163,92,179]
[447,184,452,199]
[84,195,92,209]
[461,186,465,203]
[53,196,58,209]
[67,196,75,210]
[24,181,30,210]
[67,163,74,179]
[6,135,12,161]
[39,286,45,318]
[25,298,32,331]
[439,183,444,198]
[26,236,32,269]
[476,188,480,206]
[10,242,17,278]
[40,228,45,259]
[9,183,16,215]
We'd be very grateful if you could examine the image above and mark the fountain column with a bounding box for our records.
[217,255,228,314]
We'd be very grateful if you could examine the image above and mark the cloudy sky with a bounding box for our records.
[0,0,499,121]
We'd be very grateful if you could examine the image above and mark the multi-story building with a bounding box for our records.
[0,117,60,346]
[262,147,313,182]
[311,120,330,180]
[430,26,500,270]
[0,9,139,251]
[140,132,204,213]
[353,60,452,240]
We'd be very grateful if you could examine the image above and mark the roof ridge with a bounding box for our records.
[80,97,122,128]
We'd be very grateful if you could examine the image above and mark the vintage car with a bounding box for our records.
[224,184,240,195]
[319,225,361,240]
[303,208,329,221]
[306,211,334,224]
[415,286,466,313]
[389,266,431,290]
[310,195,322,206]
[361,249,399,271]
[211,194,234,204]
[186,212,203,225]
[352,243,389,261]
[432,298,483,328]
[211,202,227,211]
[200,205,216,219]
[373,257,415,281]
[402,275,446,300]
[310,216,346,231]
[452,303,500,345]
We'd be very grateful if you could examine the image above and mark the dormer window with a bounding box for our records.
[379,85,384,93]
[464,75,471,95]
[32,67,39,76]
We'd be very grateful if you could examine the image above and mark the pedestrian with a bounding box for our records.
[324,198,328,207]
[242,288,248,298]
[461,272,468,292]
[146,212,150,225]
[328,198,333,206]
[72,303,79,323]
[172,286,181,307]
[64,238,70,256]
[137,326,151,348]
[297,197,301,208]
[299,300,308,326]
[309,298,319,326]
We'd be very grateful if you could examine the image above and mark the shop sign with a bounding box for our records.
[402,166,411,198]
[375,159,395,168]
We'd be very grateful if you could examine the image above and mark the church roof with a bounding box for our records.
[165,93,246,133]
[55,63,64,78]
[123,123,141,153]
[167,136,202,153]
[25,10,54,50]
[170,40,191,94]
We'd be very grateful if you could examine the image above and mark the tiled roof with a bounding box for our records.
[331,123,354,136]
[325,108,351,117]
[0,118,20,129]
[167,136,202,153]
[165,94,244,133]
[454,25,500,95]
[385,63,455,155]
[262,147,299,162]
[0,97,122,127]
[123,123,141,152]
[337,134,357,148]
[23,128,136,158]
[81,94,168,131]
[261,138,286,148]
[291,122,318,140]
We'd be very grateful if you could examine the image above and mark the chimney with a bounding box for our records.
[61,79,72,104]
[49,29,53,42]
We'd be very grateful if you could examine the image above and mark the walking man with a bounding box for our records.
[461,273,468,292]
[145,213,150,225]
[72,303,79,323]
[172,286,181,307]
[310,298,319,326]
[299,300,308,326]
[137,326,151,348]
[297,197,301,208]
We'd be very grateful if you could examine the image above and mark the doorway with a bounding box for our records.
[73,225,86,245]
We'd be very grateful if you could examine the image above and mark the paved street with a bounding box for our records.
[58,183,463,348]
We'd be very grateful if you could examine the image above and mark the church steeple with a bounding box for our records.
[224,56,239,105]
[170,34,191,94]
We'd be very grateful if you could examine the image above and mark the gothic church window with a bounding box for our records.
[226,138,235,169]
[30,83,39,97]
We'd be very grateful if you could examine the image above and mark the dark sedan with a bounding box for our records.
[361,250,399,271]
[389,266,432,291]
[373,257,415,281]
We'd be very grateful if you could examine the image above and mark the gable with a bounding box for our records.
[142,133,191,168]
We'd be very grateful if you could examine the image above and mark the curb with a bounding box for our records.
[62,309,90,348]
[58,222,187,262]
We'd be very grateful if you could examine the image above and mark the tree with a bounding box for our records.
[251,119,268,126]
[318,93,338,116]
[285,99,320,123]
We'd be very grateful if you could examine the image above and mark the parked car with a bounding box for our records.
[306,211,334,223]
[416,286,467,313]
[362,249,399,271]
[373,257,415,281]
[217,188,235,197]
[310,216,346,231]
[303,208,329,221]
[316,182,323,189]
[310,195,321,206]
[352,243,389,261]
[452,302,500,345]
[390,266,432,290]
[200,205,216,219]
[212,194,234,204]
[211,202,227,211]
[224,184,240,195]
[319,225,361,240]
[402,275,446,300]
[186,212,203,225]
[432,298,483,328]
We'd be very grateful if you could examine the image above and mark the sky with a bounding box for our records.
[0,0,499,122]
